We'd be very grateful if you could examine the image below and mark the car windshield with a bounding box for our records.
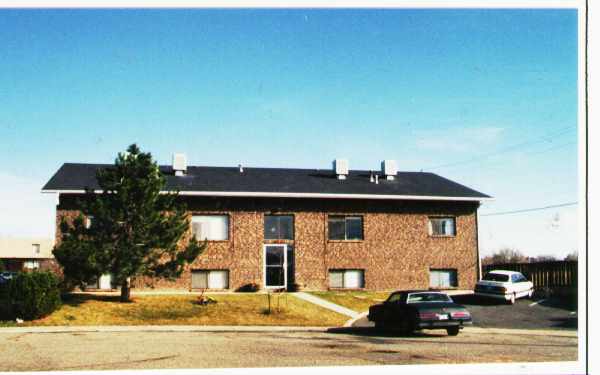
[406,293,452,303]
[482,273,510,282]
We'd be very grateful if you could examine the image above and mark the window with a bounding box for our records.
[386,292,403,304]
[32,244,40,255]
[328,216,363,240]
[483,272,509,282]
[329,269,365,289]
[429,269,458,288]
[191,215,229,241]
[511,273,527,283]
[191,270,229,289]
[264,215,294,240]
[23,260,39,270]
[407,292,452,304]
[428,217,456,236]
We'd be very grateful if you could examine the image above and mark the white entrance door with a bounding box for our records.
[264,244,287,289]
[99,274,112,290]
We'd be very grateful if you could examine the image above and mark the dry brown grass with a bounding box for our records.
[20,293,347,327]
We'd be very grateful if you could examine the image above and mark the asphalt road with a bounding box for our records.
[353,296,577,330]
[0,328,577,371]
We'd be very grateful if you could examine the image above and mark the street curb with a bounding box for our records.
[0,325,332,334]
[463,326,577,338]
[0,325,577,337]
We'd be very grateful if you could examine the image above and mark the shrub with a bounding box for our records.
[8,272,61,320]
[236,283,259,292]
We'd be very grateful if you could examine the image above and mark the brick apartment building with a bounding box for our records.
[42,157,491,291]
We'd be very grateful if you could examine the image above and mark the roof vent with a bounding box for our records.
[333,159,349,180]
[172,153,187,176]
[381,160,397,181]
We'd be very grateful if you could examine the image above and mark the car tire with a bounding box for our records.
[508,293,516,305]
[446,326,460,336]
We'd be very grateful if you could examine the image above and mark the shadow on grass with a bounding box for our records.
[537,297,578,312]
[60,293,127,306]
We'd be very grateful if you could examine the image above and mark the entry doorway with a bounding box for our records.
[264,244,294,289]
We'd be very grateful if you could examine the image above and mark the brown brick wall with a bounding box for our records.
[55,195,480,291]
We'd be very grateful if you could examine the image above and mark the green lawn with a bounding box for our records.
[309,291,392,312]
[1,293,347,327]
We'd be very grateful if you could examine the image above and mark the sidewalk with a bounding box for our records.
[292,292,360,318]
[0,324,577,338]
[0,325,329,334]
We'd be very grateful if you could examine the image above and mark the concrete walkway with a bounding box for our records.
[0,325,330,334]
[292,292,360,318]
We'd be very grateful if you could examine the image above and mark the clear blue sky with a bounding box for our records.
[0,8,579,257]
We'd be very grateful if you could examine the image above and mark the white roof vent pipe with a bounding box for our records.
[381,160,397,181]
[172,153,187,176]
[333,159,349,180]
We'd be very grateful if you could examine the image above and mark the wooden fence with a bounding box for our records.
[482,261,578,289]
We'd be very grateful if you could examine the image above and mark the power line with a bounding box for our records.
[480,201,578,217]
[425,126,576,170]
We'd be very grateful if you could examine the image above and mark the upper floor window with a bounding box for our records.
[264,215,294,240]
[192,215,229,241]
[428,217,456,237]
[328,216,363,240]
[32,244,40,255]
[85,216,93,229]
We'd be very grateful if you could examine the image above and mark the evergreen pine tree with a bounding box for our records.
[53,144,205,302]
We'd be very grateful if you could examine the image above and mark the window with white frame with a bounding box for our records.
[24,260,40,270]
[191,215,229,241]
[429,269,458,288]
[328,216,363,240]
[329,269,365,289]
[191,270,229,289]
[32,244,40,255]
[428,217,456,236]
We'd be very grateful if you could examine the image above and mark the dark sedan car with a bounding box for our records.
[368,290,472,336]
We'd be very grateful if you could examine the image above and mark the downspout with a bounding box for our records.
[475,202,482,282]
[323,212,327,289]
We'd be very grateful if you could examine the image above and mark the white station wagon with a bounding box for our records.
[474,270,534,304]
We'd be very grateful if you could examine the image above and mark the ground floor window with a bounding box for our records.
[329,269,364,289]
[85,274,114,290]
[191,270,229,289]
[23,260,39,270]
[429,269,458,288]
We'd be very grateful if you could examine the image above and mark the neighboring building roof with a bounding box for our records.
[0,237,54,259]
[42,163,492,201]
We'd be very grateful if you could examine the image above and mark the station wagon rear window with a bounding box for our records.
[482,273,510,282]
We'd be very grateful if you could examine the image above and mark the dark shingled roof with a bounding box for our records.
[42,163,491,200]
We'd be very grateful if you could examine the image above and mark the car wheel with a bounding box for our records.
[446,326,460,336]
[509,293,516,305]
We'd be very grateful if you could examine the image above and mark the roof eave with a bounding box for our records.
[41,189,494,202]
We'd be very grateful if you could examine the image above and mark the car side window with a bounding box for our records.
[387,293,402,304]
